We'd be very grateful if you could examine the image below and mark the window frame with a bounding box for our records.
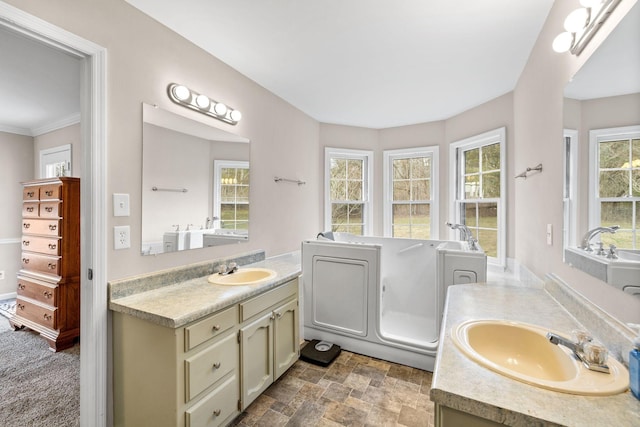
[449,127,506,267]
[213,159,250,231]
[324,147,374,235]
[563,129,579,255]
[588,125,640,249]
[382,146,439,239]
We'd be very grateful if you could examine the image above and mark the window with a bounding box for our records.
[383,147,439,239]
[213,160,250,231]
[563,130,579,254]
[325,148,373,235]
[589,125,640,249]
[450,128,506,265]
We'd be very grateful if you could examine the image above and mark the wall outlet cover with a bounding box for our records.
[114,225,131,250]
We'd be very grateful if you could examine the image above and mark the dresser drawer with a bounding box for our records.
[22,219,61,237]
[40,183,62,200]
[23,187,39,201]
[22,202,39,218]
[185,332,237,401]
[15,297,57,329]
[185,305,238,351]
[185,374,238,427]
[17,276,58,306]
[22,252,61,276]
[22,236,61,256]
[240,280,297,322]
[39,201,61,218]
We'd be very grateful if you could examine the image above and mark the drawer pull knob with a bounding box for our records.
[276,312,283,319]
[22,258,29,264]
[26,207,34,212]
[212,362,221,370]
[45,207,53,212]
[23,223,31,229]
[49,224,57,231]
[45,190,53,196]
[212,324,221,332]
[17,303,25,310]
[43,313,52,321]
[18,284,25,290]
[23,240,30,246]
[27,191,34,197]
[48,263,57,270]
[43,291,53,298]
[213,409,221,417]
[48,243,57,250]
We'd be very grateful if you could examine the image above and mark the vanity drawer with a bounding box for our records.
[22,236,61,256]
[22,252,61,276]
[23,187,39,201]
[185,373,238,427]
[40,183,62,200]
[22,219,62,237]
[15,297,57,329]
[17,276,58,305]
[39,201,61,218]
[22,202,39,218]
[185,332,237,401]
[240,280,297,322]
[185,305,237,351]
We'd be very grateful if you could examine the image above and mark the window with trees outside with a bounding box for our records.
[450,128,505,264]
[214,160,249,231]
[383,147,439,239]
[325,148,373,235]
[590,126,640,250]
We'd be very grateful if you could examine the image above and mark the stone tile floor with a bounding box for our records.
[231,348,435,427]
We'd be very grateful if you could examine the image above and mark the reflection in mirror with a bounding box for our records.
[141,103,250,255]
[562,4,640,302]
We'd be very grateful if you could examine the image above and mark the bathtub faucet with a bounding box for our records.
[580,225,619,252]
[446,222,479,251]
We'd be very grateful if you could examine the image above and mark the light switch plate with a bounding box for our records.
[113,193,130,217]
[114,225,131,250]
[546,223,553,246]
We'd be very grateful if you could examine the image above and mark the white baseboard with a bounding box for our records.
[0,291,17,301]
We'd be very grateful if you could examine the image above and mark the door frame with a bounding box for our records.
[0,3,108,426]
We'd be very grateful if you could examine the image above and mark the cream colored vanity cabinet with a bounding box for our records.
[113,305,240,427]
[239,279,299,409]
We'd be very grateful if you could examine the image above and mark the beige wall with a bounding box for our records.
[34,123,81,178]
[515,0,640,323]
[0,131,33,296]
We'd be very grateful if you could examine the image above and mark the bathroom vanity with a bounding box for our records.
[109,251,301,427]
[430,277,639,426]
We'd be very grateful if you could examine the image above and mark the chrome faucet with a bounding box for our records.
[217,262,238,275]
[446,222,479,251]
[546,332,610,374]
[580,225,619,252]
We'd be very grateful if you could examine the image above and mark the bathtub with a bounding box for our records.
[301,233,486,371]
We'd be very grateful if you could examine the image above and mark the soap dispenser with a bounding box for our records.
[631,334,640,400]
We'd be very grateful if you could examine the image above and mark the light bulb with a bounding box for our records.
[564,8,589,33]
[195,94,210,109]
[552,32,573,53]
[173,85,190,101]
[230,109,242,122]
[213,102,228,116]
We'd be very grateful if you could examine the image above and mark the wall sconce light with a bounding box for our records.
[552,0,621,55]
[167,83,242,125]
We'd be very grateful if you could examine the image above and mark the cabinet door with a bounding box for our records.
[240,312,273,409]
[274,299,299,378]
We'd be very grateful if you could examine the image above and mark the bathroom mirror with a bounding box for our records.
[141,103,250,255]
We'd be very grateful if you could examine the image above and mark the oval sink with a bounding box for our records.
[451,319,629,395]
[207,268,276,286]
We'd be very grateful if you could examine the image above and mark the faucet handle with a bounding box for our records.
[606,245,618,260]
[596,241,606,256]
[217,264,227,274]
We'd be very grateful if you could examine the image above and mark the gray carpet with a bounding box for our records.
[0,317,80,426]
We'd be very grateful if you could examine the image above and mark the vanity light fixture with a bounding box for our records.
[167,83,242,125]
[552,0,621,55]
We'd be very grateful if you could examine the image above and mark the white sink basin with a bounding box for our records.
[451,319,629,395]
[207,268,276,286]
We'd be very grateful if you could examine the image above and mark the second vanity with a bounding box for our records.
[108,251,301,427]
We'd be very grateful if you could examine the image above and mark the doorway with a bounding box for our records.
[0,2,107,425]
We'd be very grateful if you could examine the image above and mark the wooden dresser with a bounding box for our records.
[10,177,81,351]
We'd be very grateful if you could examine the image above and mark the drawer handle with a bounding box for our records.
[26,206,34,212]
[270,313,276,320]
[47,263,57,270]
[212,362,221,370]
[45,207,53,212]
[22,258,29,264]
[23,223,31,229]
[212,324,221,332]
[49,224,57,231]
[276,312,283,319]
[18,283,26,290]
[23,240,30,246]
[27,191,35,198]
[213,409,221,417]
[48,243,57,250]
[43,291,53,299]
[45,190,53,196]
[43,313,52,321]
[17,303,25,310]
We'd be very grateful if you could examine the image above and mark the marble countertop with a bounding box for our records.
[108,251,301,328]
[430,283,639,427]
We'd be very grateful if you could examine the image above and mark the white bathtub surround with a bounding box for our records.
[302,233,486,371]
[486,257,544,288]
[430,277,639,426]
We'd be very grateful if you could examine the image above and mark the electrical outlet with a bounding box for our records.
[0,271,4,280]
[114,226,131,250]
